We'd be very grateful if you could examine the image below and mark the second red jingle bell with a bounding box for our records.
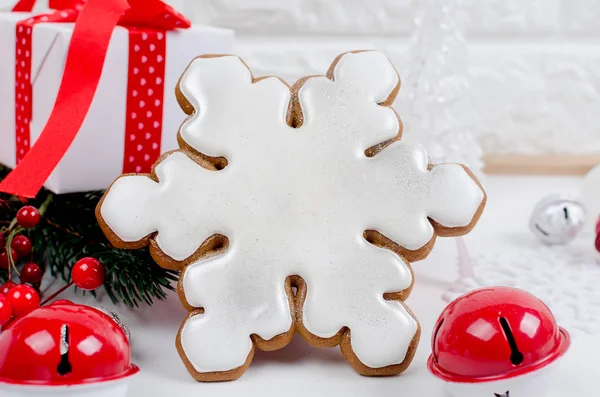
[0,303,138,397]
[428,286,570,397]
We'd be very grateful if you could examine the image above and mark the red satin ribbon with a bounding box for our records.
[1,0,190,197]
[11,0,35,11]
[1,0,128,198]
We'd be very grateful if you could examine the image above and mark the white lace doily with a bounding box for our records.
[444,245,600,337]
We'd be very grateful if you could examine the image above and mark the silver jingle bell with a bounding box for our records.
[95,307,131,341]
[529,194,586,245]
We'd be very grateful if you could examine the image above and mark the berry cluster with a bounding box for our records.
[0,203,105,329]
[0,206,40,277]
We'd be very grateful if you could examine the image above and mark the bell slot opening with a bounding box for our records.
[57,324,73,375]
[499,317,524,366]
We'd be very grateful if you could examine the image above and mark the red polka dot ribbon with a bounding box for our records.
[123,29,166,174]
[1,0,190,198]
[14,9,80,164]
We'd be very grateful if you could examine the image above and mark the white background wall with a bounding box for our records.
[173,0,600,156]
[4,0,600,155]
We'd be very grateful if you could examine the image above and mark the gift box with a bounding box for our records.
[0,10,234,194]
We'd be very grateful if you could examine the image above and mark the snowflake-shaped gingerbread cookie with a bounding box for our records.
[97,51,486,381]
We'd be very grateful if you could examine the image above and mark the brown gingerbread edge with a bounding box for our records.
[95,50,487,382]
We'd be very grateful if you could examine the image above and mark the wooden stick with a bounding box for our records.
[484,154,600,175]
[40,281,73,306]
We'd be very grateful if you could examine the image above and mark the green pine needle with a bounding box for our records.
[0,165,178,307]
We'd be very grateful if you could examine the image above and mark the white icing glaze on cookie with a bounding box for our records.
[100,51,485,373]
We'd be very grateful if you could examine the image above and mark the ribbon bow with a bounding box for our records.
[12,0,190,29]
[1,0,190,197]
[12,0,81,11]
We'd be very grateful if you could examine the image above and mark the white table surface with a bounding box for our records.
[60,175,600,396]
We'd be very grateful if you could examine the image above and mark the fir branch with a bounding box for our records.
[0,165,178,307]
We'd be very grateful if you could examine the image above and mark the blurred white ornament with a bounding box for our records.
[529,194,586,245]
[403,0,482,174]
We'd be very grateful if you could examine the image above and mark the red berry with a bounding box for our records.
[0,234,5,248]
[0,281,17,295]
[0,248,17,270]
[10,235,31,258]
[72,257,105,291]
[7,284,40,318]
[20,263,43,285]
[16,206,41,229]
[0,294,11,327]
[595,233,600,253]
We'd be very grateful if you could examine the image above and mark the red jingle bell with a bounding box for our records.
[0,303,138,395]
[428,287,570,397]
[50,299,74,306]
[595,215,600,252]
